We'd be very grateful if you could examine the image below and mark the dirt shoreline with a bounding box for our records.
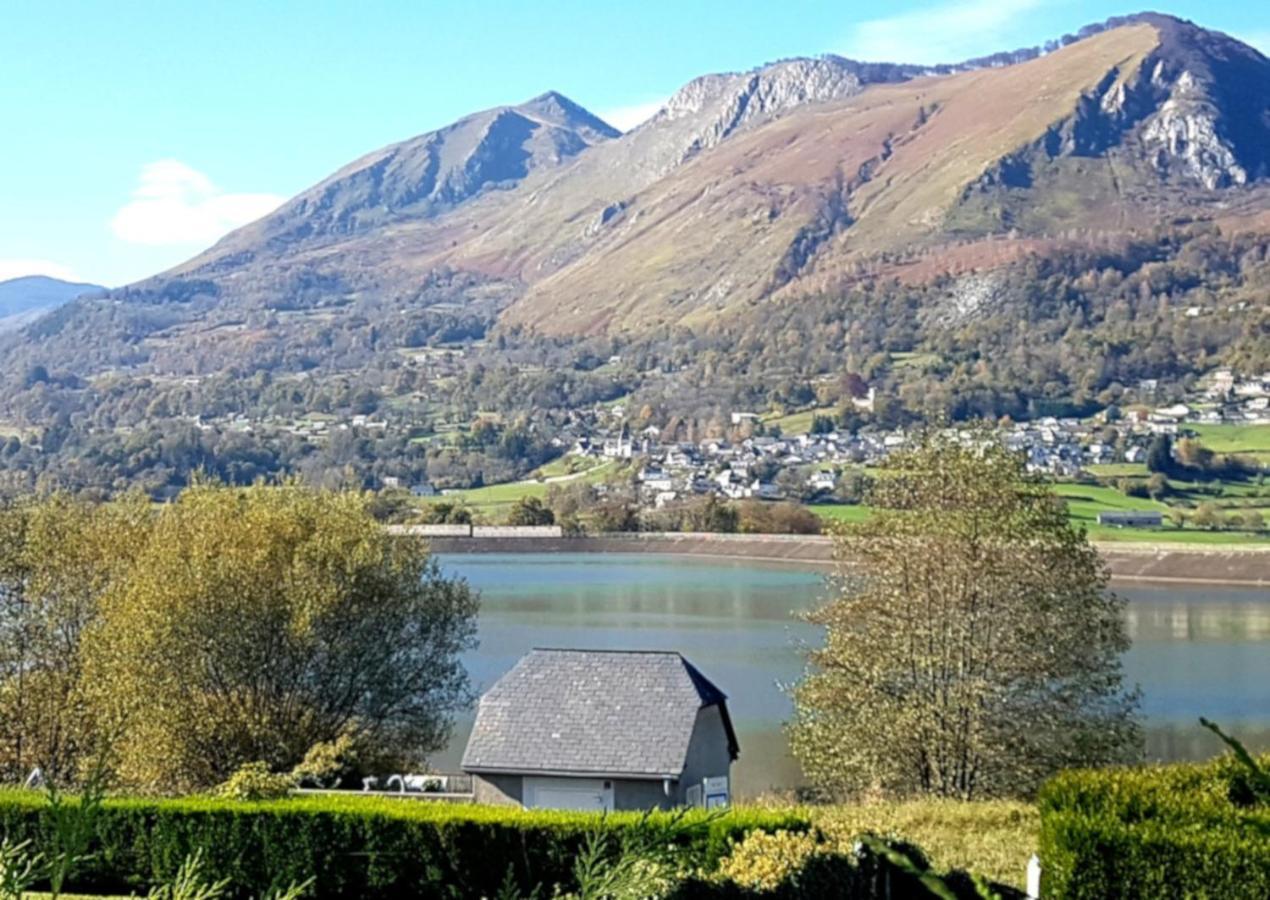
[428,532,1269,587]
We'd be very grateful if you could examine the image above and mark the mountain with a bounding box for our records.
[186,91,619,267]
[0,275,104,333]
[2,13,1267,405]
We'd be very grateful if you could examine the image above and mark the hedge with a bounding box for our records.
[0,790,808,899]
[1038,757,1270,899]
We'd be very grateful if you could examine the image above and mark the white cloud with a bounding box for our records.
[841,0,1048,64]
[110,160,286,246]
[598,98,666,133]
[0,258,83,283]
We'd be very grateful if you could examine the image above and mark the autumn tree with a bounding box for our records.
[85,482,478,792]
[0,494,151,783]
[506,495,555,526]
[789,435,1140,800]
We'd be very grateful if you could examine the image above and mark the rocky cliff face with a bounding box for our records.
[628,56,926,177]
[1047,14,1270,189]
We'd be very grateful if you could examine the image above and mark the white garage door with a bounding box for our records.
[523,776,613,811]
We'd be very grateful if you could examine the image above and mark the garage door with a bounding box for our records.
[523,776,613,811]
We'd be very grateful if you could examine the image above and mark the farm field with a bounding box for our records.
[427,459,621,515]
[1186,423,1270,462]
[762,406,836,434]
[813,482,1270,545]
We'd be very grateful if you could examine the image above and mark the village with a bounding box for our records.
[542,369,1270,511]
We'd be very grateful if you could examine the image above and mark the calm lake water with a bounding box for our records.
[432,553,1270,797]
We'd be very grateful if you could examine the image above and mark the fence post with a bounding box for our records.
[1027,853,1042,899]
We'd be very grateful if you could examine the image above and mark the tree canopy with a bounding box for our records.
[0,484,478,793]
[789,435,1141,800]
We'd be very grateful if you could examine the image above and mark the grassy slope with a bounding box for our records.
[763,407,836,434]
[503,24,1162,334]
[429,459,620,516]
[813,481,1270,545]
[1188,423,1270,462]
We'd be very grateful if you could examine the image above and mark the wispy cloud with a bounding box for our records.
[110,160,285,246]
[598,98,666,132]
[0,258,84,283]
[841,0,1048,65]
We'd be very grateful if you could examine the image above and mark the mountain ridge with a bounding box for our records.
[3,12,1268,377]
[0,275,105,334]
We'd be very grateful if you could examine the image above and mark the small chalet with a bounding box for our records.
[461,648,738,811]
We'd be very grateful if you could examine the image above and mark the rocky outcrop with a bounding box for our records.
[644,57,922,170]
[1039,14,1269,189]
[1140,70,1248,188]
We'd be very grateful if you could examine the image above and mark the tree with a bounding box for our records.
[85,482,478,792]
[1237,509,1265,533]
[1190,501,1224,531]
[682,496,738,533]
[1174,437,1215,473]
[0,494,151,783]
[1146,434,1174,475]
[421,500,472,525]
[506,495,555,526]
[790,436,1140,800]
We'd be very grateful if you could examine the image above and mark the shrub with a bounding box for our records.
[1038,755,1270,899]
[814,799,1037,889]
[290,733,361,789]
[215,762,295,802]
[0,792,806,899]
[697,831,1010,899]
[716,829,827,891]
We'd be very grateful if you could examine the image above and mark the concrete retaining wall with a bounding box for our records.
[391,524,474,537]
[471,525,564,538]
[421,531,1269,586]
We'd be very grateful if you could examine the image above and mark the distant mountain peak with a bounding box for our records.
[0,275,105,333]
[181,92,619,262]
[517,90,621,140]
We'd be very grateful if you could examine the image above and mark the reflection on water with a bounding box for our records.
[433,553,1270,795]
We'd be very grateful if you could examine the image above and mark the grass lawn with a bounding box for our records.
[763,407,836,434]
[809,503,874,524]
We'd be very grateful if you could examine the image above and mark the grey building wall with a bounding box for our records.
[614,778,673,811]
[471,703,732,810]
[676,704,733,804]
[473,773,523,806]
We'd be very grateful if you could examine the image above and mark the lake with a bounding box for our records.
[432,552,1270,796]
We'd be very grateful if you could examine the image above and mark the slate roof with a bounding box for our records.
[461,648,739,779]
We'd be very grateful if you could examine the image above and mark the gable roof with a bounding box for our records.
[461,648,739,779]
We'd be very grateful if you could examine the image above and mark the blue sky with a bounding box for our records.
[3,0,1267,287]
